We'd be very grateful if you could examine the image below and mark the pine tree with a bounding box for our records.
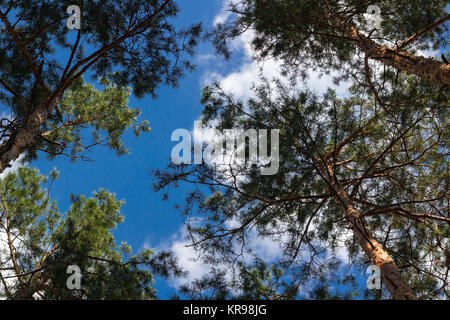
[0,167,183,299]
[178,260,299,300]
[0,1,200,299]
[154,0,449,300]
[212,0,449,85]
[0,0,201,172]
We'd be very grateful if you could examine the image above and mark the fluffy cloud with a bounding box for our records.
[151,222,285,289]
[213,0,234,27]
[201,10,351,101]
[151,226,214,287]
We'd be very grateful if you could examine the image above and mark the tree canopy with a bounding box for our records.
[0,0,448,300]
[0,167,183,299]
[154,0,449,300]
[0,0,200,300]
[212,0,449,85]
[0,0,201,171]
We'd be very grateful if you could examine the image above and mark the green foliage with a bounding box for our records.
[178,260,298,300]
[0,167,182,300]
[28,76,151,162]
[237,261,298,300]
[154,0,449,300]
[0,0,201,165]
[154,72,449,299]
[0,0,201,100]
[212,0,448,77]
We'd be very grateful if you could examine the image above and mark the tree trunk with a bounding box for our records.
[12,273,48,300]
[0,97,60,174]
[327,6,450,86]
[346,24,450,86]
[333,187,417,300]
[319,162,417,299]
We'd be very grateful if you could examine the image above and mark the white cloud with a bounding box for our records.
[152,216,353,294]
[416,48,440,58]
[201,28,350,102]
[0,154,26,179]
[150,220,285,289]
[205,0,444,104]
[213,0,233,26]
[148,225,212,287]
[204,0,351,98]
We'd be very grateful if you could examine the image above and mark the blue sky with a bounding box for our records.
[2,1,445,299]
[28,0,360,296]
[27,0,242,298]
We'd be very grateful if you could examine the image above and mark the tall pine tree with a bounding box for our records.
[0,167,183,299]
[0,0,201,171]
[154,0,449,300]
